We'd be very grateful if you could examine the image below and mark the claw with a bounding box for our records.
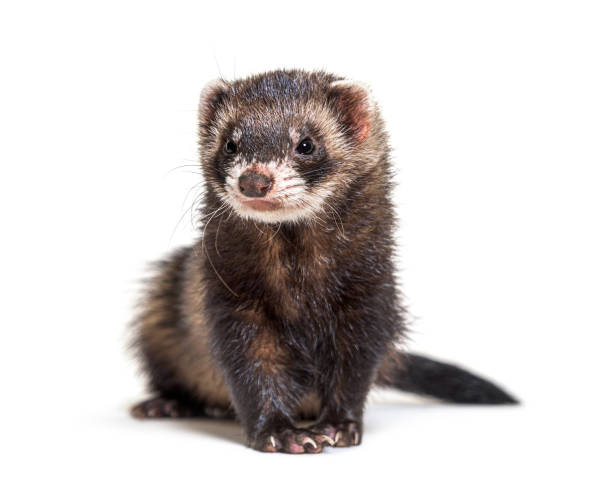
[320,434,335,446]
[334,431,343,444]
[302,437,317,449]
[269,436,277,449]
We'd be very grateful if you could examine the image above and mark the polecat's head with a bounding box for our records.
[198,70,387,223]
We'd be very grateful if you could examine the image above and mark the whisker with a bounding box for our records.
[201,204,239,297]
[215,207,231,257]
[297,166,338,178]
[265,222,283,243]
[274,183,305,193]
[168,182,206,246]
[164,163,202,177]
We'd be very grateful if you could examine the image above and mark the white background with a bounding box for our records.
[1,1,610,492]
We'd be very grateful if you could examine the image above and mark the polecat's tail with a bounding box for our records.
[378,352,518,404]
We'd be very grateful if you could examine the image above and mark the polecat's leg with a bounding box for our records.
[311,420,362,447]
[229,370,332,453]
[131,396,234,419]
[132,247,234,421]
[212,321,333,454]
[311,410,364,447]
[253,426,335,453]
[310,356,381,447]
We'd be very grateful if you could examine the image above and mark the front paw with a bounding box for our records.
[311,421,362,447]
[251,427,335,454]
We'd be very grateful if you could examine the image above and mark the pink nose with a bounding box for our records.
[238,172,273,198]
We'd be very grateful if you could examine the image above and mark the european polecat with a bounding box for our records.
[131,69,517,454]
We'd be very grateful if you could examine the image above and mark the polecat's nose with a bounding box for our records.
[238,172,273,198]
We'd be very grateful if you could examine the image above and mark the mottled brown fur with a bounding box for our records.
[134,248,232,410]
[131,70,517,454]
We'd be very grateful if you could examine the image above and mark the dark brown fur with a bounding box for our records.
[131,70,517,454]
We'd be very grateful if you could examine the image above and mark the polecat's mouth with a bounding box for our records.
[240,198,283,211]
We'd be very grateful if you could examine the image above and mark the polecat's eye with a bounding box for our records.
[224,139,237,154]
[296,138,314,155]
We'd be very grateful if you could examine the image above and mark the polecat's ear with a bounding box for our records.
[198,78,229,132]
[328,79,374,143]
